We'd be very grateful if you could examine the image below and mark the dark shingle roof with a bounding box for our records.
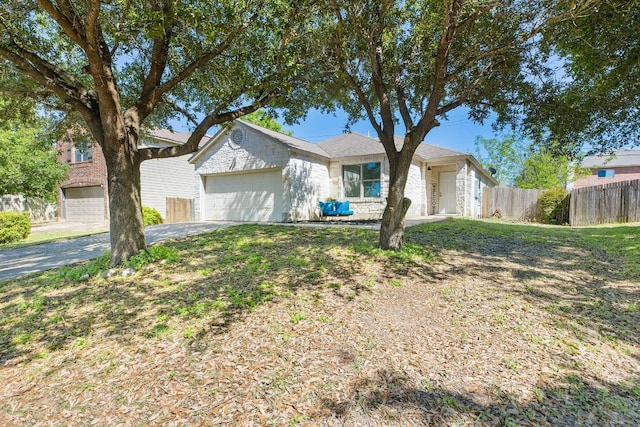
[237,120,331,159]
[317,132,465,160]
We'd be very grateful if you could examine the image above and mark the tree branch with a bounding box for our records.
[0,37,94,117]
[368,0,395,141]
[331,0,382,136]
[138,90,281,161]
[413,0,465,141]
[35,0,88,49]
[134,11,261,122]
[159,96,199,126]
[110,0,133,57]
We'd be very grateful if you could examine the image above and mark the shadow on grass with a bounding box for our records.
[318,368,640,425]
[1,220,638,388]
[0,224,432,364]
[405,219,640,350]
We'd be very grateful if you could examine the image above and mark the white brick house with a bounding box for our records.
[190,120,497,222]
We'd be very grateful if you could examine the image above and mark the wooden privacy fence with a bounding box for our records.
[482,179,640,226]
[570,179,640,226]
[482,187,544,222]
[166,197,192,223]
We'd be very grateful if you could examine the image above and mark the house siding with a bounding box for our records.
[139,141,194,219]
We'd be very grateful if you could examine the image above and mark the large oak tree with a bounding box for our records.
[0,0,319,265]
[318,0,598,250]
[525,0,640,155]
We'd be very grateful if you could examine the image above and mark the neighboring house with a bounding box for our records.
[571,149,640,189]
[57,129,198,221]
[190,120,498,222]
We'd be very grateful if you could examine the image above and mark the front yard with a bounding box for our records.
[1,219,639,426]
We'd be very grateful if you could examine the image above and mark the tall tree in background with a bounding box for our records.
[0,1,318,265]
[319,0,598,250]
[475,134,579,189]
[242,110,293,135]
[0,96,69,201]
[525,0,640,155]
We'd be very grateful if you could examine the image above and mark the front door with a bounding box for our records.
[438,171,457,214]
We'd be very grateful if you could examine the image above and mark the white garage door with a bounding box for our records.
[204,170,283,222]
[65,186,105,222]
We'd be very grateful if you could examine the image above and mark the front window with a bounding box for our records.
[74,145,91,163]
[343,162,381,198]
[69,134,93,163]
[597,169,615,178]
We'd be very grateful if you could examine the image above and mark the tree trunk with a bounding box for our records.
[379,155,412,250]
[104,135,146,266]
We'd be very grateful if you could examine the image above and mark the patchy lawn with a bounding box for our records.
[1,219,639,426]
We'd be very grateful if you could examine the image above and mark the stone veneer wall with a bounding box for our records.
[455,160,468,216]
[283,155,330,221]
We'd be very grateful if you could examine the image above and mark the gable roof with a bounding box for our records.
[317,132,465,161]
[190,120,331,163]
[582,149,640,168]
[236,120,331,159]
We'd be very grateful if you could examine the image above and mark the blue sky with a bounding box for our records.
[281,107,500,155]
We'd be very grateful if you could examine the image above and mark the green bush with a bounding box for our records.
[0,211,31,244]
[142,206,163,226]
[539,188,569,225]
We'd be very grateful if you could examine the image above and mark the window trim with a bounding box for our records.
[342,162,382,199]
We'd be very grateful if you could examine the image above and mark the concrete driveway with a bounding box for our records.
[0,216,446,280]
[0,222,237,280]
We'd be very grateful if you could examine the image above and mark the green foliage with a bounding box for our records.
[58,252,110,281]
[527,0,640,155]
[0,98,69,201]
[514,150,576,190]
[0,211,31,243]
[242,110,292,135]
[142,206,163,226]
[475,134,525,186]
[538,189,569,225]
[476,134,580,189]
[124,245,180,269]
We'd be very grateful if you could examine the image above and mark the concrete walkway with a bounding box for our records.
[0,216,447,280]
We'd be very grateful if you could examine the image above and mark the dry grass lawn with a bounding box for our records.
[1,219,639,426]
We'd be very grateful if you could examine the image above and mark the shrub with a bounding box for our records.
[142,206,163,226]
[539,188,569,225]
[0,211,31,244]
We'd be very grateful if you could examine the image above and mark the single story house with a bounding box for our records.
[571,149,640,189]
[57,129,199,221]
[189,120,498,222]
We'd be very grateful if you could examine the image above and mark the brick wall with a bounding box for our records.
[56,138,108,220]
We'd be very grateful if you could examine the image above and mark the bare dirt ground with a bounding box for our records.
[1,223,638,426]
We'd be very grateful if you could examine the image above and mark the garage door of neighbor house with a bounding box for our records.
[439,171,457,214]
[64,186,105,222]
[204,170,283,222]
